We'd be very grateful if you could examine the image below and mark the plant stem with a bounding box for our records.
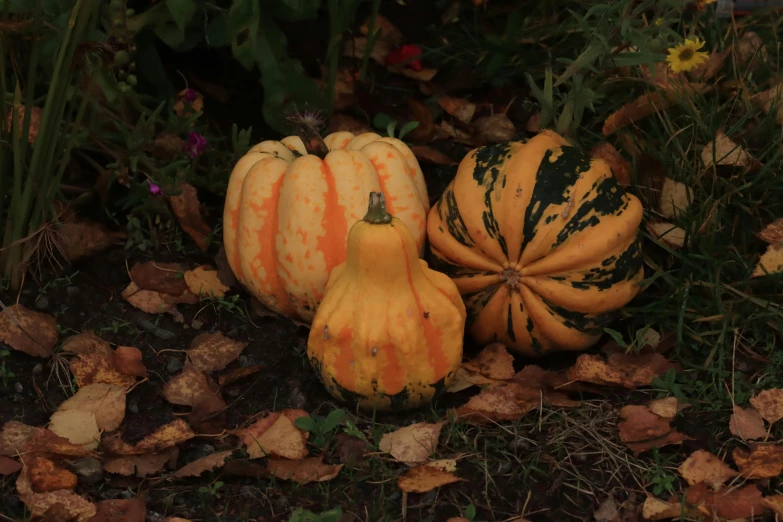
[293,119,329,159]
[363,192,392,224]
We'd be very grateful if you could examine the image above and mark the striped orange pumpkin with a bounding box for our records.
[223,131,429,323]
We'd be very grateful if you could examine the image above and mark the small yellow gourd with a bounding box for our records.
[307,192,466,411]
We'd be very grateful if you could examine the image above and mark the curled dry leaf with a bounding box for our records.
[57,219,126,263]
[267,457,343,484]
[217,365,264,387]
[184,265,229,298]
[593,497,620,522]
[186,332,248,374]
[646,222,686,249]
[27,456,78,492]
[56,383,126,432]
[378,422,443,465]
[753,83,783,124]
[102,419,194,455]
[659,178,692,220]
[751,389,783,424]
[758,218,783,245]
[590,142,631,186]
[113,346,147,378]
[701,131,753,168]
[173,450,233,478]
[566,352,675,389]
[0,455,22,475]
[438,120,475,144]
[169,183,212,252]
[617,404,690,455]
[473,114,516,144]
[642,496,683,521]
[684,482,764,520]
[730,405,767,441]
[0,304,58,358]
[677,449,737,488]
[398,459,462,493]
[162,365,226,427]
[16,467,96,522]
[121,281,198,314]
[48,410,100,451]
[70,351,137,390]
[242,410,309,460]
[732,443,783,479]
[0,421,39,456]
[752,241,783,277]
[89,497,146,522]
[103,447,178,478]
[455,380,577,426]
[437,95,476,124]
[130,261,188,295]
[764,495,783,518]
[447,343,516,392]
[409,145,458,166]
[647,397,689,419]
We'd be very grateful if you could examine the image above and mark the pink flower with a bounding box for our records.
[147,180,161,195]
[183,88,197,102]
[185,131,207,158]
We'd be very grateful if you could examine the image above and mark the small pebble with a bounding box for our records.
[69,457,103,485]
[136,318,176,340]
[191,319,203,330]
[32,364,42,376]
[287,388,307,410]
[167,357,184,374]
[14,382,22,393]
[34,296,49,311]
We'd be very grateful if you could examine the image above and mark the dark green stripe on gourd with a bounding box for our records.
[506,303,516,342]
[543,298,615,334]
[563,238,642,290]
[438,186,475,248]
[471,143,513,257]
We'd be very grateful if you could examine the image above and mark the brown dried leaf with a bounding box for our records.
[730,405,767,441]
[130,261,188,295]
[701,131,753,168]
[617,404,690,455]
[758,219,783,245]
[438,96,476,124]
[642,496,683,520]
[647,397,689,419]
[22,428,94,458]
[103,447,178,478]
[187,332,248,374]
[398,459,462,493]
[594,497,620,522]
[113,347,147,378]
[57,219,125,263]
[659,178,692,219]
[56,383,126,432]
[16,469,97,522]
[405,99,435,142]
[0,304,58,358]
[267,457,342,484]
[736,31,766,67]
[70,351,137,389]
[0,455,22,475]
[398,67,438,82]
[163,364,222,407]
[0,421,38,456]
[646,222,686,249]
[602,84,710,136]
[566,353,675,389]
[678,449,737,488]
[61,332,112,356]
[409,145,458,165]
[378,422,443,465]
[28,456,78,492]
[242,413,308,460]
[474,114,516,144]
[169,183,212,252]
[454,382,539,425]
[102,419,194,455]
[754,83,783,124]
[590,142,631,186]
[173,450,233,478]
[342,36,390,67]
[121,281,198,314]
[764,495,783,518]
[48,410,100,451]
[6,105,42,143]
[447,343,515,392]
[89,498,146,522]
[217,365,264,387]
[752,241,783,277]
[334,433,373,468]
[684,482,764,520]
[184,265,228,298]
[732,443,783,479]
[751,388,783,424]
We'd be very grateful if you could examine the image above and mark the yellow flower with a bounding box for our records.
[666,37,709,73]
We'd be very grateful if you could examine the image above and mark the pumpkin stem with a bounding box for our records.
[364,192,393,224]
[287,110,329,159]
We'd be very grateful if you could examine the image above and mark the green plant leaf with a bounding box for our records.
[274,0,322,21]
[165,0,196,31]
[398,120,420,141]
[603,327,627,348]
[373,112,395,130]
[294,415,316,432]
[322,409,345,432]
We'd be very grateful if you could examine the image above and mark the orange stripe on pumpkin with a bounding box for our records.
[316,161,349,300]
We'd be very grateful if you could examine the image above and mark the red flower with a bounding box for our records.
[385,44,424,71]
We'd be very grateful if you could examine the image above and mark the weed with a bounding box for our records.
[0,348,14,387]
[295,409,346,449]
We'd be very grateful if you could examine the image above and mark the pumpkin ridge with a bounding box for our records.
[316,159,349,295]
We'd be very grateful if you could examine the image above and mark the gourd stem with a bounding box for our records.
[364,192,392,224]
[291,117,329,159]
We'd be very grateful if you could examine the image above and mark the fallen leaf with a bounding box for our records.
[379,422,443,465]
[642,496,683,520]
[163,519,193,522]
[173,450,233,478]
[242,413,308,460]
[28,456,78,492]
[267,457,343,484]
[217,365,264,387]
[57,219,126,263]
[617,404,690,455]
[752,241,783,277]
[186,332,248,374]
[398,459,462,493]
[701,131,753,168]
[405,99,435,142]
[169,183,212,252]
[409,145,458,165]
[438,95,476,124]
[753,83,783,124]
[688,47,729,82]
[647,397,689,419]
[685,482,765,520]
[525,113,541,133]
[735,30,766,68]
[17,466,97,522]
[334,433,373,468]
[594,497,620,522]
[163,364,224,409]
[659,178,692,219]
[22,427,94,457]
[89,498,146,522]
[121,281,197,314]
[678,449,737,488]
[590,142,631,186]
[0,455,22,475]
[360,14,404,46]
[184,265,229,298]
[56,383,126,432]
[473,114,516,143]
[0,421,39,456]
[447,343,516,392]
[113,346,147,378]
[48,410,100,451]
[130,261,189,295]
[646,222,686,249]
[566,352,675,388]
[732,443,783,479]
[764,495,783,518]
[70,350,138,389]
[750,388,783,423]
[103,447,178,478]
[102,419,194,455]
[730,405,767,440]
[343,36,391,69]
[758,219,783,245]
[6,105,42,142]
[454,382,539,425]
[0,304,58,358]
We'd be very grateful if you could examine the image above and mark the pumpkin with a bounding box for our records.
[307,192,466,411]
[223,130,429,323]
[426,130,644,356]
